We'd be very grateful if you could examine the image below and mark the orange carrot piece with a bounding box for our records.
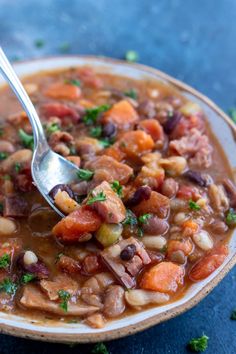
[117,130,154,158]
[139,119,164,141]
[189,244,228,281]
[140,261,184,293]
[45,82,81,100]
[167,238,193,258]
[102,100,138,128]
[182,219,199,237]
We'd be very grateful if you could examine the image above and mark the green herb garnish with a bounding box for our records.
[228,108,236,124]
[0,254,10,269]
[0,202,3,213]
[86,191,107,205]
[125,50,139,63]
[2,175,11,181]
[92,343,109,354]
[0,127,4,137]
[0,278,18,295]
[55,252,64,264]
[19,129,34,150]
[138,213,152,224]
[58,289,70,312]
[21,273,35,284]
[99,139,112,148]
[83,104,110,125]
[0,152,8,160]
[65,79,81,87]
[14,162,21,173]
[189,200,201,211]
[90,126,102,138]
[77,168,94,181]
[46,122,60,134]
[188,334,209,352]
[111,180,123,197]
[122,209,138,227]
[34,39,44,48]
[124,88,137,100]
[231,309,236,320]
[226,208,236,226]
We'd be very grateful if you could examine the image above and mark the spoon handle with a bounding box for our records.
[0,47,48,150]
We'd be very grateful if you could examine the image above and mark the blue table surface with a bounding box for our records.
[0,0,236,353]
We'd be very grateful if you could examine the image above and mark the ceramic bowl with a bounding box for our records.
[0,56,235,343]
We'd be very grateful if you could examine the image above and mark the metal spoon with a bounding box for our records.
[0,47,80,217]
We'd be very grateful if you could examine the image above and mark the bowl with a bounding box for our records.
[0,56,235,343]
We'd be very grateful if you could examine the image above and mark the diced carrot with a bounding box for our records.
[102,100,138,128]
[52,206,102,242]
[167,238,193,258]
[117,130,154,158]
[132,190,170,219]
[140,261,184,293]
[139,119,164,142]
[189,244,228,281]
[182,220,199,237]
[103,146,125,162]
[44,82,81,100]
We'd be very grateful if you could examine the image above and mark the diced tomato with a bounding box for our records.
[44,82,81,100]
[40,103,79,120]
[140,261,184,293]
[52,206,102,242]
[189,244,228,281]
[117,130,154,158]
[139,119,164,142]
[132,190,170,219]
[102,100,138,128]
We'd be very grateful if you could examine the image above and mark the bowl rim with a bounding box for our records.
[0,55,235,343]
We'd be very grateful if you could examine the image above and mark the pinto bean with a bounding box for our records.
[142,215,169,235]
[210,220,228,234]
[161,178,179,198]
[103,285,125,318]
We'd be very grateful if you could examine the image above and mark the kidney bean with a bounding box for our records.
[102,122,117,138]
[49,184,74,200]
[126,186,152,207]
[120,244,136,261]
[210,220,228,234]
[161,178,179,198]
[183,170,207,187]
[142,215,169,235]
[163,111,182,134]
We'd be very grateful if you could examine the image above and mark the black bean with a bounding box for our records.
[49,184,74,200]
[183,170,207,187]
[126,186,152,207]
[163,111,182,134]
[120,244,136,261]
[102,122,117,138]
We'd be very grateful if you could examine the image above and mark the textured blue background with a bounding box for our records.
[0,0,236,353]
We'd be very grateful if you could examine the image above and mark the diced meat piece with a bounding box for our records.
[170,112,205,139]
[20,284,99,316]
[103,146,125,162]
[57,255,81,274]
[82,255,103,275]
[85,313,105,328]
[140,261,185,293]
[84,156,133,185]
[103,285,125,318]
[87,181,126,223]
[3,196,28,218]
[102,100,138,129]
[169,128,213,168]
[132,191,170,219]
[117,130,154,158]
[77,67,103,89]
[52,206,102,242]
[44,82,81,100]
[189,244,228,281]
[49,131,74,147]
[139,119,164,142]
[40,102,80,120]
[40,274,78,300]
[100,237,151,289]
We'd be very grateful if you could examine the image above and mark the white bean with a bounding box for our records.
[125,289,169,307]
[0,217,16,235]
[174,212,188,225]
[192,230,213,251]
[142,236,167,250]
[23,251,38,265]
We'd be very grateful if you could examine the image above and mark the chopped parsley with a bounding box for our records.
[2,174,11,181]
[138,213,152,224]
[86,191,107,205]
[55,252,64,264]
[0,202,3,213]
[0,278,18,295]
[21,273,35,284]
[46,122,60,134]
[58,289,70,312]
[19,129,34,150]
[77,168,94,181]
[0,152,8,160]
[92,343,109,354]
[90,126,102,138]
[230,309,236,320]
[188,334,209,352]
[124,88,137,100]
[0,127,4,137]
[65,79,81,87]
[14,162,21,173]
[189,200,201,211]
[111,180,123,197]
[122,209,138,227]
[83,104,110,125]
[34,39,44,48]
[0,254,10,269]
[228,108,236,124]
[125,50,139,63]
[99,138,112,148]
[226,208,236,226]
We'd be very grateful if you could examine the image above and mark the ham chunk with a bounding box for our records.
[4,196,28,218]
[169,128,213,168]
[87,181,126,223]
[132,191,170,219]
[84,156,133,185]
[20,284,99,316]
[101,237,151,289]
[40,275,79,300]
